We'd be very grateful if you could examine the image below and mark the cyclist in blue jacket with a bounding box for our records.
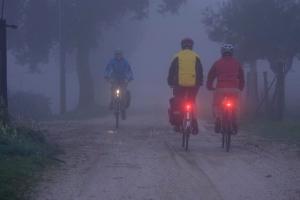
[105,49,133,118]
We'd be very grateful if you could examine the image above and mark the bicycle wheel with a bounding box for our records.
[222,133,225,148]
[182,131,186,148]
[185,132,190,151]
[115,112,119,129]
[225,132,231,152]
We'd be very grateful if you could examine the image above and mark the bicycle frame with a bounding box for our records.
[112,87,122,129]
[220,96,237,152]
[181,102,194,151]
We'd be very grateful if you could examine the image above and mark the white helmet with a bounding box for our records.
[221,44,234,56]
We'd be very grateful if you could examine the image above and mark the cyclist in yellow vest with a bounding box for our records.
[168,38,203,134]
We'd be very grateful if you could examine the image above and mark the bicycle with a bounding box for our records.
[220,96,237,152]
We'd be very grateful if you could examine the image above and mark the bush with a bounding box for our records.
[242,119,300,146]
[0,126,54,200]
[9,91,52,121]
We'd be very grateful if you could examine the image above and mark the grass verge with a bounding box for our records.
[0,126,55,200]
[242,119,300,146]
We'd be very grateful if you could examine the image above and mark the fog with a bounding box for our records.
[6,0,300,118]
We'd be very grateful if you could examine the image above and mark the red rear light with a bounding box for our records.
[186,103,192,112]
[226,102,232,107]
[223,100,234,108]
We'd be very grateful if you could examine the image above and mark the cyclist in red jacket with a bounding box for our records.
[207,44,245,133]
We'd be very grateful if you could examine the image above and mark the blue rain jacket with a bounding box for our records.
[104,58,133,81]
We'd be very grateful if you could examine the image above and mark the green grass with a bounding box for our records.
[0,126,54,200]
[242,119,300,145]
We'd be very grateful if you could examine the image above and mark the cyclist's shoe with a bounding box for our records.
[121,110,126,120]
[214,118,221,133]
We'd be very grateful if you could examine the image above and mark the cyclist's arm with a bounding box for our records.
[104,61,113,80]
[168,57,178,87]
[238,65,245,91]
[196,57,204,86]
[207,63,217,90]
[125,61,134,82]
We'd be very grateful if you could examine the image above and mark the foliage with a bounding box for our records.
[7,0,187,69]
[243,119,300,146]
[202,0,300,65]
[0,126,54,200]
[7,0,58,71]
[202,0,300,120]
[9,91,52,121]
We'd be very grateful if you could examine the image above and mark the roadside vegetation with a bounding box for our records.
[242,119,300,146]
[0,125,55,200]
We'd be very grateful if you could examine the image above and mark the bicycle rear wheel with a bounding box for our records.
[182,132,186,148]
[185,132,190,151]
[115,112,119,129]
[225,133,231,152]
[222,133,225,148]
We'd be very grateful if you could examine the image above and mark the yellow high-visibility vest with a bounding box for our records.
[175,50,199,87]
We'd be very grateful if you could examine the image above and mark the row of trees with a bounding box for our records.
[6,0,186,113]
[203,0,300,120]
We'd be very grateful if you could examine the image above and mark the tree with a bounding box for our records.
[7,0,186,111]
[203,0,300,120]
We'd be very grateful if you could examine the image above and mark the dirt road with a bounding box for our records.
[32,113,300,200]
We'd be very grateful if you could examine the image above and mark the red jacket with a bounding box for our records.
[207,56,245,90]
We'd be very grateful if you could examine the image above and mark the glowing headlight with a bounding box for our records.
[116,89,120,96]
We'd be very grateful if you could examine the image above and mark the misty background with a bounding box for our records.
[5,0,300,118]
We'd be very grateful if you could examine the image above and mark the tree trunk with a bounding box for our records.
[269,58,293,121]
[59,47,66,114]
[0,19,9,124]
[276,68,285,120]
[263,71,270,117]
[76,44,95,110]
[59,0,67,114]
[246,61,259,116]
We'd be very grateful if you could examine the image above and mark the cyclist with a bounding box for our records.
[207,44,245,133]
[105,49,133,119]
[168,38,204,134]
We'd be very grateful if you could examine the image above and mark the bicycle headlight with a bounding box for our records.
[116,89,120,97]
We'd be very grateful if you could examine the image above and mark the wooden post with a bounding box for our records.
[0,19,8,124]
[263,71,269,117]
[59,0,66,114]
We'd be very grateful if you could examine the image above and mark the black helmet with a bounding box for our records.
[221,44,234,56]
[181,38,194,49]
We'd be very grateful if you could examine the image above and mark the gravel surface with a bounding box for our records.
[31,113,300,200]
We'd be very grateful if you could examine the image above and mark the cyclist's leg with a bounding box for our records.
[171,87,183,132]
[217,88,240,134]
[189,87,199,135]
[122,83,131,109]
[213,89,225,133]
[110,84,117,110]
[226,89,240,134]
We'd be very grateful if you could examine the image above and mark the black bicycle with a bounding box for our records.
[112,87,122,129]
[220,96,237,152]
[181,100,196,151]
